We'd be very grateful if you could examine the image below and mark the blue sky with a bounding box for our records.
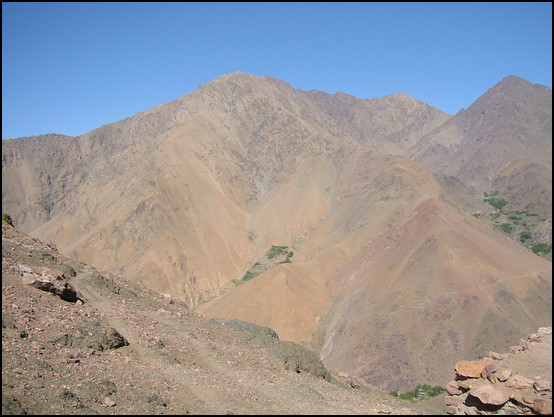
[2,2,552,139]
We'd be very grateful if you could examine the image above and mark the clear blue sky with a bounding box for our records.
[2,2,552,139]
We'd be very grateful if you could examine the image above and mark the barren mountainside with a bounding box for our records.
[3,219,440,415]
[2,72,552,393]
[408,75,552,218]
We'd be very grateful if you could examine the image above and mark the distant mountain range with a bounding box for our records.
[2,72,551,391]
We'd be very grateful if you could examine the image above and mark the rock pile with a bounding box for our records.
[445,327,552,415]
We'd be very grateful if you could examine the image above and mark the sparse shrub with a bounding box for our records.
[267,245,289,259]
[484,197,507,211]
[2,212,14,226]
[233,262,268,286]
[499,223,514,234]
[532,243,552,255]
[428,385,446,396]
[399,391,417,401]
[390,384,446,402]
[519,231,532,242]
[235,245,294,285]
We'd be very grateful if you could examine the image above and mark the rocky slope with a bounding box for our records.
[2,219,443,415]
[2,72,551,393]
[408,75,552,219]
[444,326,552,415]
[3,221,550,415]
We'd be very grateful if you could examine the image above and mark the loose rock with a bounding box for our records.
[468,384,510,406]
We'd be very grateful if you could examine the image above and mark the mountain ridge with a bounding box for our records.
[2,71,551,392]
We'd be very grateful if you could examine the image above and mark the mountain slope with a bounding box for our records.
[4,72,453,308]
[2,71,551,393]
[408,75,552,219]
[3,219,435,415]
[309,197,552,391]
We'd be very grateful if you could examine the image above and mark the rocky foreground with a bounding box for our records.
[446,328,552,415]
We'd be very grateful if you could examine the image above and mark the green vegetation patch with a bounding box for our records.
[519,231,532,243]
[390,384,446,402]
[233,246,295,286]
[484,197,507,211]
[266,245,291,259]
[482,191,551,261]
[233,262,267,286]
[499,223,514,235]
[2,212,14,226]
[532,243,552,255]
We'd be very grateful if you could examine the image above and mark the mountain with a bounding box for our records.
[3,218,442,415]
[2,72,551,392]
[408,75,552,218]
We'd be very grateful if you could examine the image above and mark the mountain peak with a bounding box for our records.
[2,71,551,400]
[463,74,552,115]
[489,74,552,96]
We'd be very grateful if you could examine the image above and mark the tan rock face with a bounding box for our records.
[2,72,552,393]
[469,384,510,406]
[2,220,435,415]
[505,374,535,389]
[446,380,463,395]
[497,368,513,382]
[455,358,494,378]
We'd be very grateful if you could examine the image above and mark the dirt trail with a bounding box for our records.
[69,267,430,414]
[3,221,437,414]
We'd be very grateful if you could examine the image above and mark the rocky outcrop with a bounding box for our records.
[445,327,552,415]
[18,264,82,303]
[53,321,129,351]
[208,318,332,381]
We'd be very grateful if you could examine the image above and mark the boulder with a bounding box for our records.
[22,273,37,285]
[480,363,498,380]
[18,265,34,274]
[457,381,472,390]
[533,398,552,415]
[537,327,552,335]
[455,357,493,378]
[509,344,524,354]
[21,269,81,303]
[505,374,535,389]
[533,378,552,392]
[101,327,129,350]
[519,338,533,351]
[489,351,506,360]
[468,384,510,406]
[446,380,463,395]
[496,368,512,382]
[343,375,359,389]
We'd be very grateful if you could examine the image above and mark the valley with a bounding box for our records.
[2,72,551,395]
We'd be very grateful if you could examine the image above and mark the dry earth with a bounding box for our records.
[2,71,551,406]
[2,220,445,415]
